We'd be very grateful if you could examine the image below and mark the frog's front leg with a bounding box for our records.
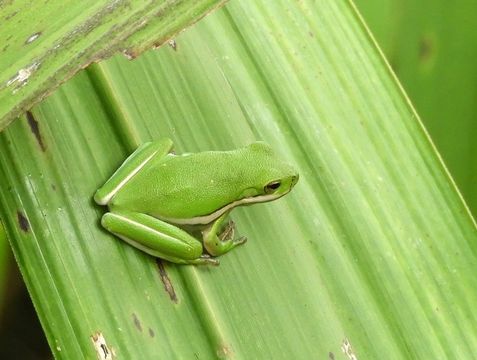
[202,212,247,257]
[101,211,219,265]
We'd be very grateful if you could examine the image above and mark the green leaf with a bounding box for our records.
[1,0,477,358]
[355,0,477,216]
[0,0,226,131]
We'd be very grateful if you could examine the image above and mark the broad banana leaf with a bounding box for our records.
[0,0,476,358]
[0,0,226,130]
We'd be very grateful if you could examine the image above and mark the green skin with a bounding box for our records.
[94,138,299,265]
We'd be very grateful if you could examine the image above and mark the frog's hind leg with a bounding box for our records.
[101,211,219,265]
[94,139,173,205]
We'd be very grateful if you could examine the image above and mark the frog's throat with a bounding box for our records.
[158,191,289,226]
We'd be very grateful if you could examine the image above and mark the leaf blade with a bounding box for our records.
[0,0,226,131]
[0,0,476,359]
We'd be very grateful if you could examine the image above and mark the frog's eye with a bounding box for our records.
[264,181,281,194]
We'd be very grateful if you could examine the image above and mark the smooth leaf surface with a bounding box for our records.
[0,0,226,131]
[0,0,476,359]
[355,0,477,216]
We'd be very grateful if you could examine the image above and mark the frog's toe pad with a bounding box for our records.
[199,254,220,266]
[234,236,247,246]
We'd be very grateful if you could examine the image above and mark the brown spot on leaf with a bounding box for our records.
[26,111,46,151]
[90,332,114,359]
[168,39,177,50]
[5,11,18,21]
[329,351,335,359]
[132,313,142,332]
[17,211,29,232]
[122,49,138,60]
[156,260,178,303]
[148,328,155,338]
[419,34,435,64]
[389,58,398,73]
[100,344,109,358]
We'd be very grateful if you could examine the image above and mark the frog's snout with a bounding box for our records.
[291,174,299,188]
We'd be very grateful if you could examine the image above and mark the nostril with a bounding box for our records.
[292,174,299,184]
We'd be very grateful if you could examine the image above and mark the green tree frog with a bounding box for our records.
[94,139,299,265]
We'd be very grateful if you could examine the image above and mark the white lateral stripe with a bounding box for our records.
[161,192,287,225]
[99,150,158,205]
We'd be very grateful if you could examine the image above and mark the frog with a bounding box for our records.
[94,138,298,265]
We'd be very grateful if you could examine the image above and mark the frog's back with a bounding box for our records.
[109,142,296,221]
[110,150,248,220]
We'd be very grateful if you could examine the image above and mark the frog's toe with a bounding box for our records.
[219,220,236,242]
[199,254,220,266]
[234,236,247,246]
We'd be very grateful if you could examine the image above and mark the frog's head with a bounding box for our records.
[239,142,299,204]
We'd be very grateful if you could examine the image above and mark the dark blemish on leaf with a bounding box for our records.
[329,351,335,359]
[26,111,46,151]
[419,35,435,64]
[122,49,138,60]
[25,32,42,45]
[17,211,30,232]
[132,313,142,332]
[100,344,109,358]
[90,332,114,359]
[389,58,398,72]
[308,31,314,37]
[156,260,178,303]
[51,184,56,191]
[5,11,18,21]
[148,328,155,338]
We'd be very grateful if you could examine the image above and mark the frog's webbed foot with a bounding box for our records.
[218,220,247,246]
[203,214,248,256]
[218,220,247,245]
[219,220,235,241]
